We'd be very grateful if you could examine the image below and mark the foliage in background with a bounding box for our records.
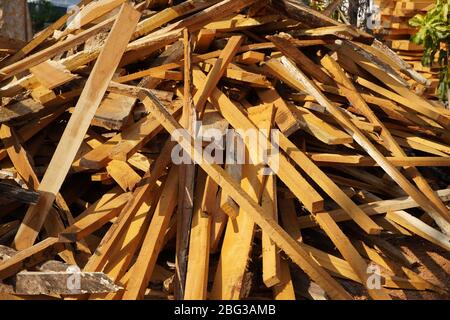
[410,0,450,101]
[29,0,65,33]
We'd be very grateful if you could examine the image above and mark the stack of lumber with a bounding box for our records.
[0,0,449,300]
[374,0,440,96]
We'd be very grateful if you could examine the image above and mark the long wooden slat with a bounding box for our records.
[184,171,212,300]
[122,167,179,300]
[12,4,141,250]
[298,189,450,229]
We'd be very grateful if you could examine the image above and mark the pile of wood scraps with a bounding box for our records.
[374,0,440,96]
[0,0,449,300]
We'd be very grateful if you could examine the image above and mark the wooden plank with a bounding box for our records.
[139,90,353,300]
[313,212,391,299]
[339,42,450,129]
[386,210,450,251]
[12,4,141,250]
[298,188,450,229]
[210,105,273,299]
[30,61,76,90]
[92,93,136,130]
[184,171,212,300]
[122,167,179,300]
[195,29,216,53]
[262,174,282,288]
[106,160,141,191]
[193,36,243,115]
[236,51,265,65]
[273,259,296,300]
[175,29,196,299]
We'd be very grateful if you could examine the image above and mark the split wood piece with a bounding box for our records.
[193,36,243,116]
[88,187,164,300]
[176,29,196,300]
[106,160,141,192]
[139,90,353,300]
[275,55,450,236]
[236,51,265,65]
[83,140,175,273]
[210,105,273,299]
[139,41,184,89]
[258,88,301,137]
[30,61,77,90]
[14,270,121,295]
[210,143,242,253]
[0,124,39,190]
[204,14,280,31]
[122,167,179,300]
[249,105,282,288]
[273,259,296,300]
[12,4,141,251]
[321,54,450,230]
[78,101,182,170]
[268,35,335,85]
[92,93,136,130]
[0,237,64,281]
[107,82,174,102]
[308,154,450,167]
[192,68,324,213]
[279,198,302,243]
[184,171,212,300]
[298,188,450,229]
[195,29,216,53]
[262,174,282,288]
[60,0,126,39]
[30,85,56,104]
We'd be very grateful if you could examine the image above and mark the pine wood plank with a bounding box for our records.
[122,167,178,300]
